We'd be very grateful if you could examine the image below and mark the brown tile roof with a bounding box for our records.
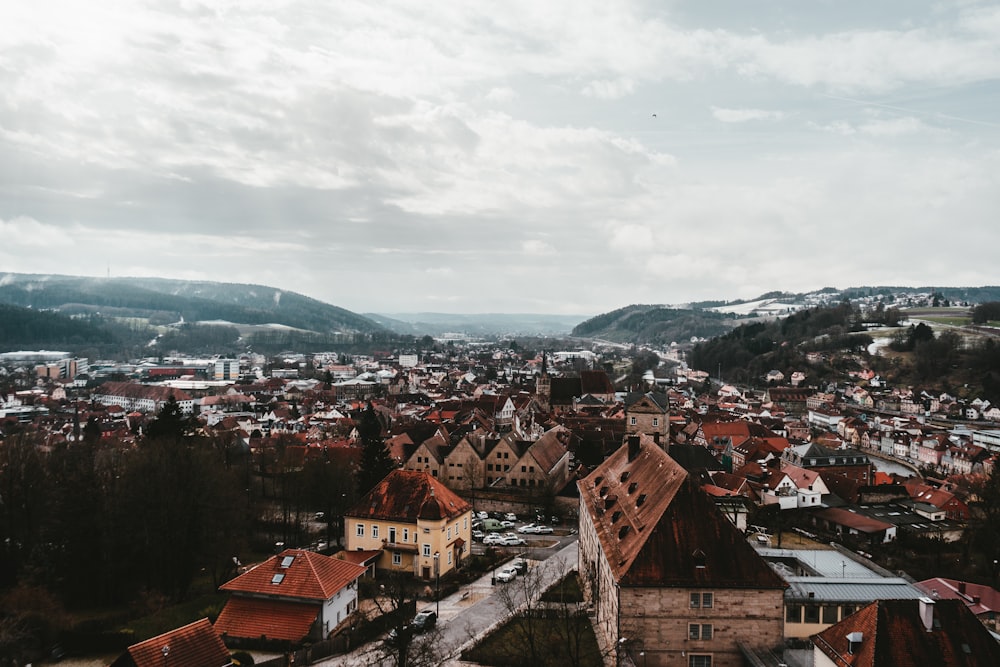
[219,549,366,601]
[579,435,786,589]
[214,596,319,643]
[812,598,1000,666]
[112,618,230,667]
[346,470,471,523]
[527,427,570,473]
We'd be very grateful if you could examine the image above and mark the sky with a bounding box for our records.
[1,1,999,317]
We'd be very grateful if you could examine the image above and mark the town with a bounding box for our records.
[2,302,1000,667]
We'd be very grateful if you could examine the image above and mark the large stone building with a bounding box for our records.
[344,470,471,580]
[578,434,787,666]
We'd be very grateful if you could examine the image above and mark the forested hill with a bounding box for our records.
[0,274,384,334]
[0,304,115,349]
[571,304,734,345]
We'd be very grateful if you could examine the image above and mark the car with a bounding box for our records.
[500,520,516,528]
[504,512,518,521]
[472,530,485,541]
[387,610,437,642]
[517,523,537,533]
[500,536,526,546]
[495,567,517,583]
[476,511,489,520]
[533,525,554,534]
[512,558,528,574]
[483,533,504,546]
[412,610,437,632]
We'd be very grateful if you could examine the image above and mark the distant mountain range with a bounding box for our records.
[1,274,998,356]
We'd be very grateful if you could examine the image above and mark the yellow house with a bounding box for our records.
[344,470,472,580]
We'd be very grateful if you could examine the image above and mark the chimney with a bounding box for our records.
[627,435,641,462]
[918,597,936,632]
[846,632,863,655]
[958,581,966,595]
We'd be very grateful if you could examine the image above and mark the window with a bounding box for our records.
[822,605,839,624]
[389,528,396,543]
[689,624,712,640]
[630,416,637,425]
[521,465,527,472]
[690,592,713,608]
[488,463,494,471]
[423,544,431,557]
[529,466,534,472]
[403,528,409,542]
[804,604,820,623]
[392,553,402,566]
[786,604,802,623]
[447,527,451,540]
[372,525,379,539]
[689,656,712,667]
[496,453,502,459]
[447,551,452,564]
[504,452,509,459]
[652,417,659,427]
[356,523,365,537]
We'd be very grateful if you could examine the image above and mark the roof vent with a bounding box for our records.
[600,486,609,498]
[693,549,706,569]
[620,471,630,483]
[611,510,622,524]
[636,494,647,507]
[605,495,617,510]
[628,482,638,495]
[846,632,863,655]
[594,475,604,487]
[619,525,630,539]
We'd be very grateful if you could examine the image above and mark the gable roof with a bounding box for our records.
[579,435,786,589]
[214,597,320,643]
[219,549,366,601]
[346,469,471,523]
[112,618,230,667]
[812,598,1000,666]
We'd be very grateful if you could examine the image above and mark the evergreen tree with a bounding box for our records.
[356,402,395,495]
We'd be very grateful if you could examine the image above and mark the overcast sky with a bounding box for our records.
[2,1,999,316]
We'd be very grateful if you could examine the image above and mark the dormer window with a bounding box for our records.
[599,486,609,498]
[594,475,604,487]
[619,525,630,539]
[620,471,630,483]
[611,510,622,524]
[693,549,707,568]
[628,482,638,495]
[636,494,647,507]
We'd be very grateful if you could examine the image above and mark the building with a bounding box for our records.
[578,434,787,666]
[916,578,1000,633]
[344,470,472,580]
[93,381,195,415]
[811,598,1000,666]
[623,391,670,439]
[215,549,367,645]
[110,618,231,667]
[759,547,925,639]
[214,358,240,381]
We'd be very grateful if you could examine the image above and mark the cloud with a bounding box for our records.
[711,107,786,123]
[522,239,556,256]
[582,78,636,99]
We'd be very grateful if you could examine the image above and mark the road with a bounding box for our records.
[318,537,579,666]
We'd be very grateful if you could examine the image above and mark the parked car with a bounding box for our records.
[500,535,526,546]
[533,525,554,534]
[476,511,489,520]
[387,610,437,642]
[517,523,537,533]
[412,610,437,632]
[504,512,518,521]
[512,558,528,574]
[472,530,485,541]
[500,520,516,528]
[483,533,504,546]
[496,567,517,583]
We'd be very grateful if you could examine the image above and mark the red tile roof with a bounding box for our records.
[579,435,786,589]
[214,597,319,643]
[113,618,230,667]
[812,598,1000,666]
[346,470,471,523]
[219,549,366,601]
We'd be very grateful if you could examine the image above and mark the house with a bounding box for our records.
[916,578,1000,633]
[578,434,787,666]
[811,598,1000,666]
[215,549,367,644]
[344,470,471,580]
[111,618,231,667]
[623,391,670,439]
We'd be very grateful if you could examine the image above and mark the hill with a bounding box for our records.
[0,273,385,334]
[571,304,735,345]
[369,312,588,337]
[0,273,389,357]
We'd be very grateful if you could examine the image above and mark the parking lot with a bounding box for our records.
[469,510,577,561]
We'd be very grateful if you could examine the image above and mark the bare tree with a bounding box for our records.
[364,571,450,667]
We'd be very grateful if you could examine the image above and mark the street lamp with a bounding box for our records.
[433,552,440,617]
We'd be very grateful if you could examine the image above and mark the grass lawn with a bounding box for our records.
[462,613,603,667]
[918,316,972,326]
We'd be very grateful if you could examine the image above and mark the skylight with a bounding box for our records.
[271,573,285,584]
[280,555,295,568]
